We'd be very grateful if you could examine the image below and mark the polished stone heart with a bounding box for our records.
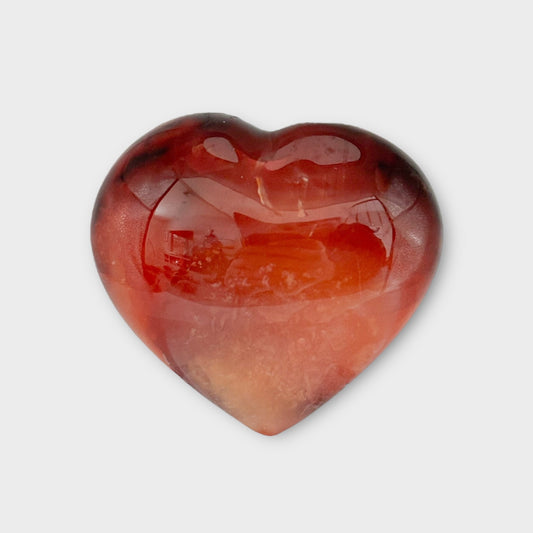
[91,114,441,435]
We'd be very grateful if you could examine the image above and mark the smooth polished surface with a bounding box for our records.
[91,114,441,435]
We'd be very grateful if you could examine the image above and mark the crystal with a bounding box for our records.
[91,114,442,435]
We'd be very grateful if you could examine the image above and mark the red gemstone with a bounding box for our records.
[91,114,441,435]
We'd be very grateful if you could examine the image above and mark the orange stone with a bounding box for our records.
[91,114,442,435]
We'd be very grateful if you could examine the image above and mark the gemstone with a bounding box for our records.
[91,113,442,435]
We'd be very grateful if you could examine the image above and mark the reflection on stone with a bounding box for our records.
[91,114,441,435]
[144,178,394,305]
[203,136,239,163]
[265,135,361,170]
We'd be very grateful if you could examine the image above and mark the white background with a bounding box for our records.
[1,1,532,531]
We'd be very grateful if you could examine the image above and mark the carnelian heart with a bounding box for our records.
[91,114,441,435]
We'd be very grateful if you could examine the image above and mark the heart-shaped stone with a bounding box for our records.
[91,114,441,435]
